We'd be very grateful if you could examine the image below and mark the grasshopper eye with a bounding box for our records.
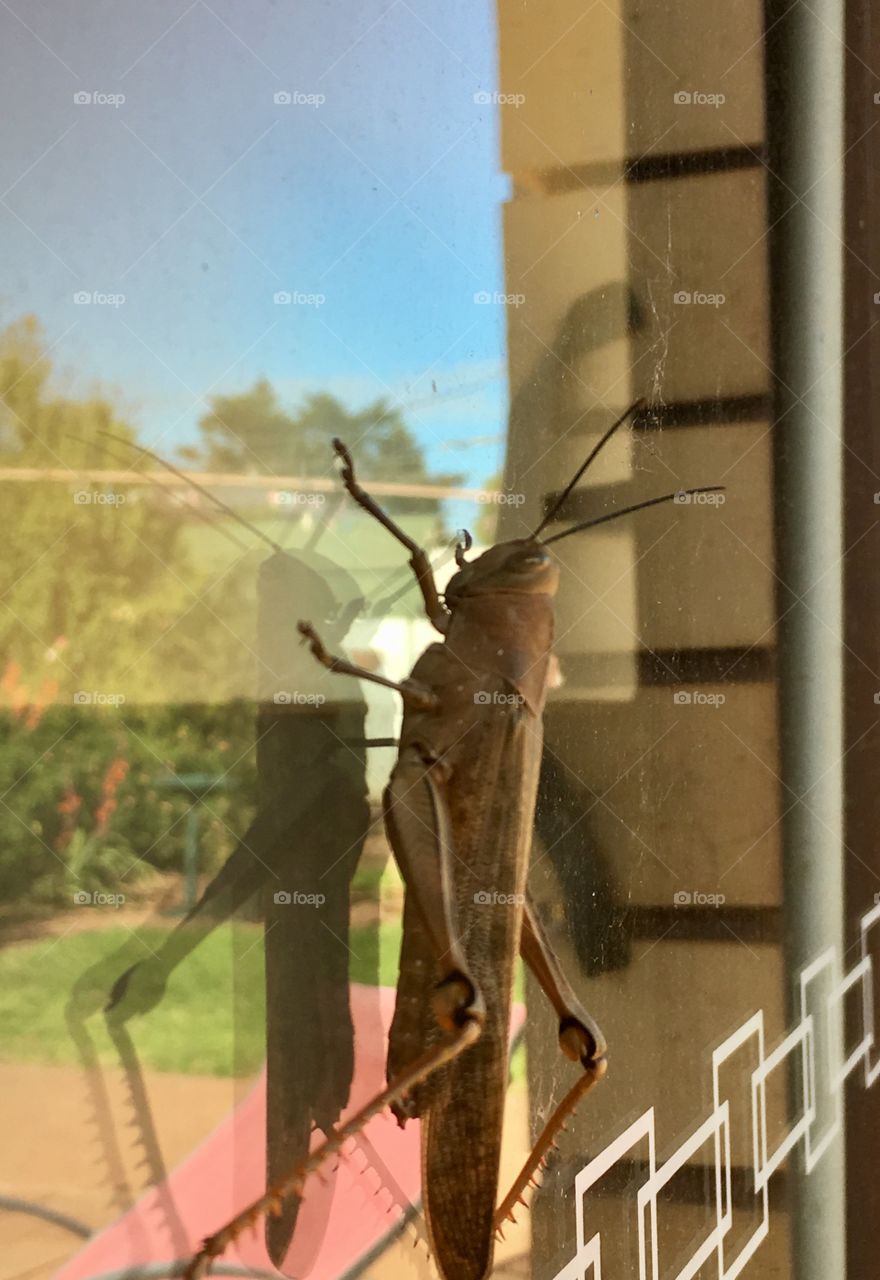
[512,549,549,571]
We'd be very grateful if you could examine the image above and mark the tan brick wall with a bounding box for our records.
[496,1,787,1274]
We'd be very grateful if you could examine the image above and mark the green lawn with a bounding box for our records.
[0,924,266,1076]
[0,914,525,1079]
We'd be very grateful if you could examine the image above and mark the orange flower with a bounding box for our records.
[23,677,61,730]
[58,789,82,816]
[94,757,129,835]
[0,660,22,695]
[55,788,82,851]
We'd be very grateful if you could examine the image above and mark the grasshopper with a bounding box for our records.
[81,436,377,1266]
[186,404,721,1280]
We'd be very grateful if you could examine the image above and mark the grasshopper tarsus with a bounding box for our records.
[331,435,353,474]
[454,528,473,567]
[493,1057,606,1233]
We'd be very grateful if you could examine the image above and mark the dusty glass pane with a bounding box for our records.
[1,4,877,1280]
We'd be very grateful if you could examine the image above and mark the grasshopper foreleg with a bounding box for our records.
[297,621,439,711]
[332,437,449,633]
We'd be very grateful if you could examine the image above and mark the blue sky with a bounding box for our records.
[0,0,509,489]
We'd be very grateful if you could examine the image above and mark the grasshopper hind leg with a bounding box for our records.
[184,747,487,1280]
[493,894,608,1233]
[183,1019,482,1280]
[520,893,607,1065]
[383,746,486,1034]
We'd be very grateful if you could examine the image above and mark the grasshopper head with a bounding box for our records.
[443,400,723,609]
[444,539,559,605]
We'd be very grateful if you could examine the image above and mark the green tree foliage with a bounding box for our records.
[0,315,257,706]
[0,315,460,909]
[0,702,256,911]
[186,380,462,515]
[0,315,265,907]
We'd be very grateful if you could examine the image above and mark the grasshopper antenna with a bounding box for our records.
[302,490,344,553]
[531,399,645,539]
[68,434,251,554]
[543,486,726,545]
[97,431,285,555]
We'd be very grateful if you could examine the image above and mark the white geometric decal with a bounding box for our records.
[551,899,880,1279]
